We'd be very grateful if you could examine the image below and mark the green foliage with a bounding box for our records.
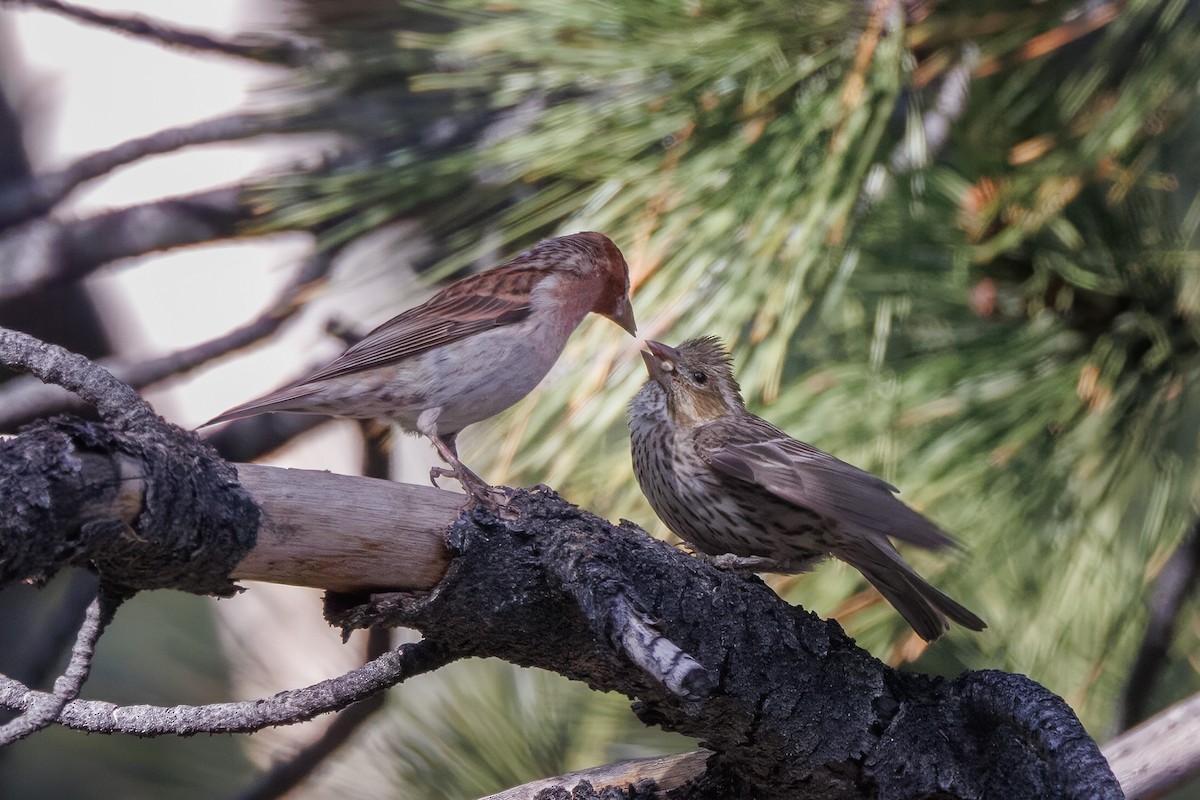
[269,0,1200,781]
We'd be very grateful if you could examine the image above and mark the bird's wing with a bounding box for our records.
[697,416,956,551]
[300,267,540,384]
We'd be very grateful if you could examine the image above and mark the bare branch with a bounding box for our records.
[0,186,265,302]
[202,414,330,463]
[1105,690,1200,799]
[0,330,1123,795]
[0,415,457,592]
[0,246,331,432]
[1118,517,1200,731]
[608,594,712,701]
[1,0,317,66]
[0,112,306,231]
[328,490,1123,800]
[0,639,455,736]
[0,326,154,427]
[890,44,979,174]
[0,587,124,746]
[482,750,712,800]
[231,464,458,592]
[4,571,100,689]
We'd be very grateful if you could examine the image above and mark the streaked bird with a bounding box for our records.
[628,336,984,641]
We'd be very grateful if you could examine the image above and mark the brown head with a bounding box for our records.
[509,232,635,334]
[501,231,638,335]
[518,230,633,333]
[637,336,745,426]
[569,231,635,334]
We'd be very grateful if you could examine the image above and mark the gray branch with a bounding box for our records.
[0,639,453,736]
[0,330,1124,798]
[0,327,153,427]
[2,0,318,66]
[0,588,123,745]
[0,112,307,231]
[0,186,265,303]
[0,247,333,432]
[329,492,1124,800]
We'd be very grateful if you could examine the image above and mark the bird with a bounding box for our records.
[627,336,985,641]
[204,231,636,503]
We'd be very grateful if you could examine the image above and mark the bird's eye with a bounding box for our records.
[690,371,707,385]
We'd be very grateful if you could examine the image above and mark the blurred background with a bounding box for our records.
[0,0,1198,797]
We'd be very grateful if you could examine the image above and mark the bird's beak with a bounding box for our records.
[640,339,679,385]
[605,294,637,336]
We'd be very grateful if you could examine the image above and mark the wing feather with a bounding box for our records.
[698,417,956,551]
[300,271,538,384]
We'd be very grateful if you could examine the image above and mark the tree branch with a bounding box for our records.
[202,414,331,463]
[1104,689,1200,799]
[0,329,1122,797]
[1,0,317,66]
[0,417,457,593]
[0,638,455,736]
[4,571,100,689]
[0,246,333,432]
[0,112,308,232]
[0,186,266,302]
[0,326,154,427]
[229,627,391,800]
[324,490,1122,800]
[1118,517,1200,731]
[481,751,712,800]
[0,586,123,745]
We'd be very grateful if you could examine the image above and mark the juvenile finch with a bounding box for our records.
[628,337,985,641]
[205,232,636,502]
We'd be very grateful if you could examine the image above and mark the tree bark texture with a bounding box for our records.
[329,491,1122,800]
[0,411,1123,799]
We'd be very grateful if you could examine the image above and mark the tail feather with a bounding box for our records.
[200,385,323,428]
[839,538,986,642]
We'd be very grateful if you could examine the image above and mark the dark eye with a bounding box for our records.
[690,371,707,385]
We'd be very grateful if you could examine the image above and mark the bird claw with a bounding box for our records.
[429,465,510,511]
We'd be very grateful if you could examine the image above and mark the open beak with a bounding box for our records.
[640,339,680,385]
[605,294,637,336]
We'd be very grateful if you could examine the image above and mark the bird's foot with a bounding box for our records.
[429,465,509,510]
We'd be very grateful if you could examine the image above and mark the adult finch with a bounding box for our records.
[205,231,636,502]
[628,336,985,641]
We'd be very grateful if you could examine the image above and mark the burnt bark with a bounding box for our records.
[0,416,257,596]
[0,326,1121,799]
[328,491,1123,800]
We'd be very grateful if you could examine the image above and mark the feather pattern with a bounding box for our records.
[301,276,539,383]
[697,417,956,551]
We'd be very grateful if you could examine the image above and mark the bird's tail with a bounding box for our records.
[199,385,322,428]
[838,538,986,642]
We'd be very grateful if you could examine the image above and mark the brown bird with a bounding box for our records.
[628,336,985,641]
[205,232,636,502]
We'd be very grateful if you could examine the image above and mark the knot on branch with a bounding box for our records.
[1,416,257,596]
